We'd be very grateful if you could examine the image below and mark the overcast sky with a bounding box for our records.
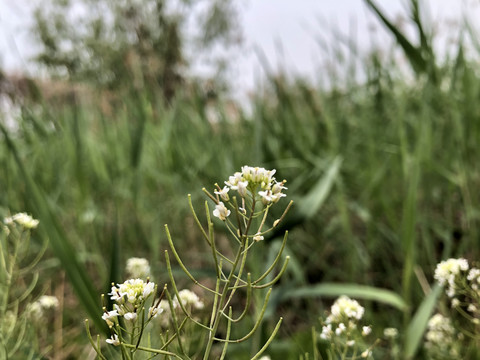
[0,0,477,93]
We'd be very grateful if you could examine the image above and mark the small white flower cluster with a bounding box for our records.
[467,267,480,292]
[383,327,398,339]
[320,296,371,353]
[4,212,39,229]
[27,295,59,321]
[126,257,151,279]
[424,313,459,357]
[105,279,157,326]
[212,166,287,222]
[434,258,469,297]
[327,295,365,323]
[174,289,204,310]
[154,289,204,328]
[434,258,480,318]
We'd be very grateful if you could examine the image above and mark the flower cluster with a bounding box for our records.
[424,313,460,358]
[4,212,39,229]
[211,165,287,232]
[27,295,59,322]
[434,258,469,297]
[325,295,365,325]
[126,257,151,279]
[433,256,480,353]
[154,289,204,328]
[213,166,287,218]
[105,279,156,326]
[320,296,373,358]
[174,289,204,310]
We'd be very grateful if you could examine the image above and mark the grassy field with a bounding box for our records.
[2,2,480,359]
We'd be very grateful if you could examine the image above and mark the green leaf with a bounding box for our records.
[364,0,428,76]
[404,285,442,359]
[296,156,342,219]
[282,282,408,311]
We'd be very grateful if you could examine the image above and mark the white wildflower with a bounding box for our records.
[38,295,59,309]
[224,166,286,202]
[126,257,151,279]
[174,289,204,310]
[236,180,249,197]
[102,310,119,327]
[253,233,264,242]
[362,325,372,336]
[27,302,43,321]
[109,279,155,306]
[27,295,59,321]
[335,322,346,335]
[346,340,355,347]
[214,186,230,201]
[467,268,480,281]
[320,324,332,340]
[124,312,137,321]
[106,334,120,346]
[434,258,469,286]
[434,258,469,297]
[383,327,398,339]
[361,349,372,358]
[327,296,365,323]
[213,202,230,221]
[225,172,242,188]
[4,212,39,229]
[148,306,163,319]
[258,190,273,205]
[426,313,455,344]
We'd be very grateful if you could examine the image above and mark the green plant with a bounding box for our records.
[0,212,54,359]
[86,166,292,359]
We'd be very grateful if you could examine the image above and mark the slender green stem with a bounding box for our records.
[84,320,108,360]
[253,256,290,289]
[213,288,272,343]
[202,234,247,360]
[164,251,211,330]
[250,317,283,360]
[2,229,21,314]
[164,227,220,295]
[253,231,288,285]
[219,307,233,360]
[122,343,182,358]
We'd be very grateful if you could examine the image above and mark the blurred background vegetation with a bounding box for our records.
[1,0,480,358]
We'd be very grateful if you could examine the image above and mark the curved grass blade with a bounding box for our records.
[283,282,407,311]
[404,284,442,359]
[296,156,342,219]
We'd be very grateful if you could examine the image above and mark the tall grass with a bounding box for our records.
[1,1,480,357]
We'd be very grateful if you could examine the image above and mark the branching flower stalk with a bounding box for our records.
[166,166,291,359]
[90,166,292,359]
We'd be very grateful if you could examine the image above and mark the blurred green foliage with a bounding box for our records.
[1,0,480,358]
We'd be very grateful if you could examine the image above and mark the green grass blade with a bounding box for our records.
[282,282,407,311]
[404,284,442,359]
[296,156,342,219]
[364,0,428,76]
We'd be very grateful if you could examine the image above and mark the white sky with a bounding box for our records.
[0,0,478,94]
